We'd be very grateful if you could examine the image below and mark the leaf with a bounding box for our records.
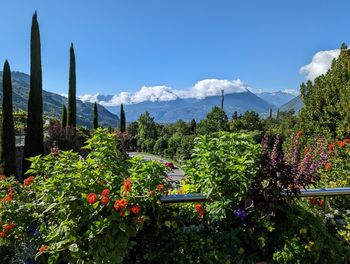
[43,203,57,214]
[69,243,79,252]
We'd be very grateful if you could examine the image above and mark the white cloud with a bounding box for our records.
[300,48,340,81]
[282,89,299,96]
[80,78,248,106]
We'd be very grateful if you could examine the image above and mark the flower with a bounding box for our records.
[309,197,318,205]
[87,193,98,205]
[234,208,248,220]
[0,174,6,180]
[130,204,141,215]
[157,184,164,191]
[318,199,324,206]
[0,232,7,238]
[338,141,345,148]
[325,162,332,170]
[194,203,205,218]
[23,176,35,187]
[114,199,127,211]
[100,196,110,206]
[123,178,132,192]
[38,245,49,253]
[328,143,335,152]
[149,190,156,196]
[101,189,110,197]
[296,131,303,137]
[2,191,14,203]
[4,223,15,231]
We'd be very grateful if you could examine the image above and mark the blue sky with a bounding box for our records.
[0,0,349,103]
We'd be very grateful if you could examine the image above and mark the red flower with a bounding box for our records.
[296,131,303,137]
[114,199,127,211]
[2,191,14,203]
[328,143,335,152]
[338,141,345,148]
[87,193,98,205]
[123,178,132,192]
[101,189,110,197]
[318,199,324,206]
[194,203,205,218]
[0,174,7,180]
[325,162,332,171]
[4,223,15,231]
[344,139,350,144]
[100,196,110,206]
[309,197,318,205]
[38,245,49,253]
[0,232,7,238]
[23,176,35,187]
[133,217,139,224]
[130,204,141,215]
[157,184,164,191]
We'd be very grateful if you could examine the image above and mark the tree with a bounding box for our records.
[1,61,16,177]
[23,12,44,176]
[221,89,224,110]
[196,106,229,134]
[67,43,76,127]
[136,112,157,151]
[93,102,98,129]
[188,118,197,134]
[230,111,262,132]
[119,104,126,132]
[299,44,350,138]
[61,105,67,127]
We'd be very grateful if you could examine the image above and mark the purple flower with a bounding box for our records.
[234,208,248,220]
[27,224,39,238]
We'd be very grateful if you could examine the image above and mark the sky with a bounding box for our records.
[0,0,349,105]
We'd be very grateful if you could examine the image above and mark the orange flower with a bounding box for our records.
[309,197,318,205]
[344,139,350,144]
[296,131,303,137]
[23,176,35,187]
[100,196,110,206]
[0,174,7,180]
[318,199,324,207]
[328,143,335,152]
[0,232,7,238]
[38,245,49,253]
[338,141,345,148]
[4,223,15,231]
[130,204,141,215]
[157,184,164,191]
[87,193,98,205]
[325,162,332,170]
[123,178,132,192]
[101,189,110,197]
[2,191,14,203]
[114,199,127,211]
[194,203,205,218]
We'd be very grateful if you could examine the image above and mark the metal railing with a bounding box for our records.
[160,187,350,214]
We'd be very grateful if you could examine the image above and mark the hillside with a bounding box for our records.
[280,95,304,112]
[104,90,274,122]
[0,71,119,128]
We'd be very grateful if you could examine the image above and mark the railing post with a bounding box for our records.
[323,195,327,216]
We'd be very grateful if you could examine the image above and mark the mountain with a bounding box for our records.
[104,91,274,122]
[256,91,296,107]
[0,71,119,128]
[280,95,304,112]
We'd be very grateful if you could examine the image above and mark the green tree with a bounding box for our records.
[23,12,44,176]
[93,102,98,129]
[197,106,229,134]
[299,44,350,138]
[67,43,76,127]
[1,61,17,177]
[136,112,157,151]
[61,105,67,127]
[119,104,126,132]
[188,118,197,134]
[230,111,262,132]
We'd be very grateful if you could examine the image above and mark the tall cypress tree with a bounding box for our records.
[93,102,98,129]
[120,104,126,132]
[61,105,67,127]
[269,108,272,118]
[221,89,224,110]
[23,12,44,176]
[67,43,76,127]
[2,61,17,177]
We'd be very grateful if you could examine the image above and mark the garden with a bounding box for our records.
[1,128,350,263]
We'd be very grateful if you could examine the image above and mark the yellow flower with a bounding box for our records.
[305,241,314,252]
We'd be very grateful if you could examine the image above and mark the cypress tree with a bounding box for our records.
[2,61,17,177]
[120,104,126,132]
[23,12,44,176]
[67,43,76,127]
[276,108,280,120]
[269,108,272,118]
[61,105,67,127]
[93,102,98,129]
[221,89,224,110]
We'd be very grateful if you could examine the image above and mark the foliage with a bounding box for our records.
[119,104,126,133]
[93,102,98,129]
[136,112,157,152]
[196,106,229,134]
[61,105,67,128]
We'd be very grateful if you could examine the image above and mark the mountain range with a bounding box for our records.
[0,71,119,128]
